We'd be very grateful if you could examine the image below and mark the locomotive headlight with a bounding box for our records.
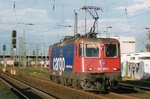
[87,67,93,71]
[113,68,119,71]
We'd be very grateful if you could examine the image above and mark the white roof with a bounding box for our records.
[122,52,150,58]
[130,52,150,57]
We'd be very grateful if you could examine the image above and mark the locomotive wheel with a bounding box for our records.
[51,75,55,81]
[50,75,53,81]
[112,81,118,89]
[64,78,69,86]
[62,77,66,85]
[72,80,81,89]
[101,83,110,93]
[72,80,77,88]
[62,78,72,86]
[54,76,60,84]
[101,88,109,94]
[68,79,73,86]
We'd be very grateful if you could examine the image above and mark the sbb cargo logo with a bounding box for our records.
[53,57,65,75]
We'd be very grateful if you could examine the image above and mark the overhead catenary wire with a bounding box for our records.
[52,0,55,11]
[30,0,39,8]
[122,0,138,30]
[2,0,149,36]
[94,1,148,34]
[12,0,39,29]
[12,1,19,29]
[97,0,149,36]
[13,1,15,11]
[124,0,129,19]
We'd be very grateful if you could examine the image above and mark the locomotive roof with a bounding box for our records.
[98,38,119,43]
[52,36,119,47]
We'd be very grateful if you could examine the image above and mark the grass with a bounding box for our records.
[1,65,50,78]
[133,87,145,94]
[15,66,50,78]
[0,82,19,99]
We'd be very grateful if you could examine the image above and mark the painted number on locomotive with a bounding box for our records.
[53,57,65,75]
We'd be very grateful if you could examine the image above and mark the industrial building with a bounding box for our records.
[113,36,135,54]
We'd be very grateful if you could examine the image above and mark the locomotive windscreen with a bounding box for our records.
[85,43,99,57]
[105,44,117,57]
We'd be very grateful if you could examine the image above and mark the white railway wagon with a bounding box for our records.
[121,52,150,79]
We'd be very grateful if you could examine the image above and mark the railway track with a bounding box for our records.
[0,74,56,99]
[2,71,149,99]
[119,82,150,91]
[2,73,108,99]
[26,75,138,99]
[3,72,139,99]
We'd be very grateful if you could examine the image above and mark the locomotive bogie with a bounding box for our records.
[50,71,120,92]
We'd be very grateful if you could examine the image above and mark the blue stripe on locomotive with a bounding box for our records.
[50,44,74,72]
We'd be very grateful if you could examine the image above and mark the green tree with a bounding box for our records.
[145,29,150,51]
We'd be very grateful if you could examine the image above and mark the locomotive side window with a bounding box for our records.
[60,48,63,57]
[85,43,99,57]
[79,44,84,57]
[53,48,57,58]
[105,44,117,57]
[66,46,71,57]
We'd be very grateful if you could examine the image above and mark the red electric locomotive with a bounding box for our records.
[49,33,121,92]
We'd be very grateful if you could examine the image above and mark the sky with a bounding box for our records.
[0,0,150,54]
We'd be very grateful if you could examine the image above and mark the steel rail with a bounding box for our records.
[0,74,56,99]
[0,77,29,99]
[119,83,150,91]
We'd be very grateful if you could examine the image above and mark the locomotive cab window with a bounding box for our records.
[105,44,117,57]
[85,43,99,57]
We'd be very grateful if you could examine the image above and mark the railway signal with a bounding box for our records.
[3,44,6,51]
[11,30,17,66]
[12,30,17,49]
